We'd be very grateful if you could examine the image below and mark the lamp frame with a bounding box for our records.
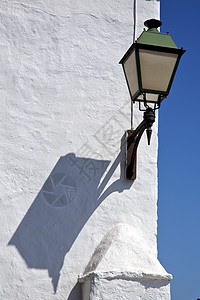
[120,42,185,104]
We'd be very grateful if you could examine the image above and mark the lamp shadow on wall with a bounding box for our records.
[8,135,132,296]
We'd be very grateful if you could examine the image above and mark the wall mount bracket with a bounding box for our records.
[126,107,155,180]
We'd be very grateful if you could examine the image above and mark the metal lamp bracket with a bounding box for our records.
[126,107,155,180]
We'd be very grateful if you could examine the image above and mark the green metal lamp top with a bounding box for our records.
[137,19,178,49]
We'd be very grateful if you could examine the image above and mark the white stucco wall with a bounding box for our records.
[80,223,171,300]
[0,0,168,299]
[82,275,171,300]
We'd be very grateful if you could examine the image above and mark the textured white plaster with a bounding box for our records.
[80,223,171,300]
[82,274,171,300]
[0,0,170,299]
[82,223,171,278]
[135,0,160,38]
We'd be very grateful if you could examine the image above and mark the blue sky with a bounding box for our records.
[158,1,200,299]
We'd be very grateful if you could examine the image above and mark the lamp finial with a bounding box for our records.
[144,19,162,30]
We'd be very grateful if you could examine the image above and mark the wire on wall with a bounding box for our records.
[131,0,136,129]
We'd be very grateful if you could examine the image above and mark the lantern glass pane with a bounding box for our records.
[139,49,178,92]
[137,93,160,103]
[123,50,138,97]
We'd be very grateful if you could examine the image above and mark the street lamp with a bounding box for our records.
[120,19,185,180]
